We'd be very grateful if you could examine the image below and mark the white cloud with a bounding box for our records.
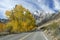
[41,5,55,13]
[37,0,55,13]
[53,0,60,10]
[0,0,14,18]
[0,0,60,18]
[0,0,15,11]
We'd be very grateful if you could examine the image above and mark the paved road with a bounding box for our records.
[0,31,48,40]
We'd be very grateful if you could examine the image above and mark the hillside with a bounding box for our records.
[35,11,60,27]
[38,12,60,40]
[50,12,60,20]
[33,10,53,26]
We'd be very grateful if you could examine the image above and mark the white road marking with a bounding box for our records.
[19,33,33,40]
[41,32,48,40]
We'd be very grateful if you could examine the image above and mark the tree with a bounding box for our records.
[0,23,6,32]
[5,5,36,33]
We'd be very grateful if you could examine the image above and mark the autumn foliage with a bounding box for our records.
[5,5,36,33]
[0,23,6,32]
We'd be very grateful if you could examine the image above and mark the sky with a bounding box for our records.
[0,0,60,19]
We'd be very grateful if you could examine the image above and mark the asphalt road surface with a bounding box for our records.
[0,31,49,40]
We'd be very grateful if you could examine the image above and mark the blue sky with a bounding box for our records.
[0,0,60,19]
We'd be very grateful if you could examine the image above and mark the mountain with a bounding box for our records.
[33,10,54,26]
[39,12,60,40]
[51,12,60,20]
[0,19,9,23]
[33,10,60,27]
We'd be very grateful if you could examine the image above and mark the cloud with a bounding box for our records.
[36,0,55,13]
[53,0,60,10]
[39,5,55,13]
[0,0,60,18]
[23,0,55,13]
[23,0,41,12]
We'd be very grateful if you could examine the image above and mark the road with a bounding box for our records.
[0,31,49,40]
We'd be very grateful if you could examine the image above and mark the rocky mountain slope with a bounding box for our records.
[33,10,55,26]
[38,12,60,40]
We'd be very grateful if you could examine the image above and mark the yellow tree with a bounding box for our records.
[0,22,6,32]
[5,5,36,33]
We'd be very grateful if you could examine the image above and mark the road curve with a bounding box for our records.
[0,31,49,40]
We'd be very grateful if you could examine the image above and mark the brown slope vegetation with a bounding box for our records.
[39,12,60,40]
[36,12,60,40]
